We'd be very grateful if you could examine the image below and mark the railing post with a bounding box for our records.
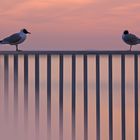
[108,55,113,140]
[96,54,100,140]
[72,55,76,140]
[84,55,88,140]
[121,54,125,140]
[14,54,18,123]
[1,51,139,140]
[134,54,138,140]
[59,55,63,140]
[47,55,51,140]
[24,54,28,129]
[4,55,9,118]
[35,54,40,139]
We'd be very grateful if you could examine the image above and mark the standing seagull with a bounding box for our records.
[0,29,31,51]
[122,30,140,51]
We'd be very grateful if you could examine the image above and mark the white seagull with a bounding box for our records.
[122,30,140,51]
[0,28,31,51]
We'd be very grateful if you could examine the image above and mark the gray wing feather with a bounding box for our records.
[2,33,21,44]
[129,34,140,42]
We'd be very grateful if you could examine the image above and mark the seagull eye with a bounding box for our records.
[23,29,26,32]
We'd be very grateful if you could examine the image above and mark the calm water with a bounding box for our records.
[0,55,140,140]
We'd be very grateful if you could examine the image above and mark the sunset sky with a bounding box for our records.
[0,0,140,50]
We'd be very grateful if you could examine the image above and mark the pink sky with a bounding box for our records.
[0,0,140,50]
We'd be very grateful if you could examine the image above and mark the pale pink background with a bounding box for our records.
[0,0,140,50]
[0,0,140,140]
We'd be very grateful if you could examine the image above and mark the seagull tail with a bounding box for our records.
[138,39,140,43]
[138,39,140,44]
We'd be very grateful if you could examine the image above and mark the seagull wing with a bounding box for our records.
[2,33,21,45]
[128,34,140,43]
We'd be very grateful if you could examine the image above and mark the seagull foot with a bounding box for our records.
[16,49,22,52]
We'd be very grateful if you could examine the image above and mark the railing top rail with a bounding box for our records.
[0,50,140,55]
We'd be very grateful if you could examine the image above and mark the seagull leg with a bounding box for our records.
[16,45,22,52]
[16,45,18,51]
[130,45,132,51]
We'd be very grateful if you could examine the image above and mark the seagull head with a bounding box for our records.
[123,30,129,35]
[21,28,31,34]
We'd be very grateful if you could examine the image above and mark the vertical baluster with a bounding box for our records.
[59,55,63,140]
[14,54,18,122]
[4,55,9,118]
[134,54,138,140]
[96,55,100,140]
[121,54,125,140]
[84,55,88,140]
[24,54,28,129]
[35,54,40,139]
[108,55,113,140]
[72,55,76,140]
[47,55,51,140]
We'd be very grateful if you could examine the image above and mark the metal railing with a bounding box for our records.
[1,50,139,140]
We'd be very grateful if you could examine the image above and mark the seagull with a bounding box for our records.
[122,30,140,51]
[0,28,31,51]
